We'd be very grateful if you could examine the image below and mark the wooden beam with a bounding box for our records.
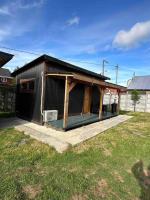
[73,73,126,91]
[46,73,73,77]
[117,90,121,114]
[99,87,104,119]
[73,73,106,86]
[69,82,77,92]
[63,77,70,129]
[83,86,92,114]
[46,72,126,91]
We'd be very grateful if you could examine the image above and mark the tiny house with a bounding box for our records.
[12,55,125,130]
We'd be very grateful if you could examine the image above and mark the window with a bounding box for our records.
[20,78,35,93]
[1,77,7,83]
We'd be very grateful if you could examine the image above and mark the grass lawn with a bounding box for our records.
[0,112,150,200]
[0,112,15,118]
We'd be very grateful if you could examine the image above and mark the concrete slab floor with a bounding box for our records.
[0,115,133,153]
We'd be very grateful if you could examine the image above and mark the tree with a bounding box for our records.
[13,66,20,72]
[131,90,140,112]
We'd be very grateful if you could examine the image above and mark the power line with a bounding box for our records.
[0,46,40,56]
[0,45,132,85]
[0,45,104,66]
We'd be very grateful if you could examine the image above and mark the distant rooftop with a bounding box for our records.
[128,75,150,90]
[0,68,11,77]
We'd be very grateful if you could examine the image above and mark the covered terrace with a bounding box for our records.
[45,72,126,131]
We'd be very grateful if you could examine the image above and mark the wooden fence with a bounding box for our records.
[0,86,16,112]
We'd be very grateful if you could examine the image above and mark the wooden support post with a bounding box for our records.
[99,87,104,119]
[83,86,92,114]
[117,90,121,114]
[63,77,70,129]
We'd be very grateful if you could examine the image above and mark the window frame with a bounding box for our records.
[20,78,35,93]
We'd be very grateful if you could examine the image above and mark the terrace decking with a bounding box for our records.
[47,112,117,130]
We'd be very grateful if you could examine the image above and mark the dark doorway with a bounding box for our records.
[16,79,35,121]
[91,86,100,114]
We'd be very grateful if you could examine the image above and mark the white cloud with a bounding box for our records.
[113,20,150,49]
[0,6,11,15]
[17,0,45,9]
[67,16,80,26]
[0,0,45,16]
[0,29,11,41]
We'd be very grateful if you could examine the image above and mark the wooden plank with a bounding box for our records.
[69,82,77,92]
[117,90,121,114]
[46,73,73,77]
[41,63,47,124]
[99,87,104,119]
[83,86,92,114]
[73,73,126,91]
[46,72,126,91]
[73,73,105,86]
[63,77,70,129]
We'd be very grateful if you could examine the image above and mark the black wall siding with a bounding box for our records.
[45,77,85,118]
[69,83,84,115]
[44,78,65,118]
[15,62,45,124]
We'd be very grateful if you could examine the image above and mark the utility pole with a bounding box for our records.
[102,59,109,75]
[115,65,119,84]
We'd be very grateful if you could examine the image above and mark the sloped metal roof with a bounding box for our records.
[0,51,14,67]
[12,54,110,80]
[128,75,150,90]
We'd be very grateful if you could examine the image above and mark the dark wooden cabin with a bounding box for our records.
[12,54,125,130]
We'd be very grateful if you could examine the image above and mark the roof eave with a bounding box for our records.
[0,51,14,68]
[11,54,110,80]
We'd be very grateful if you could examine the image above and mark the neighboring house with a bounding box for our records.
[12,54,125,131]
[120,75,150,112]
[0,68,12,85]
[0,51,15,112]
[0,51,14,85]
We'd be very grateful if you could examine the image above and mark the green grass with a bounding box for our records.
[0,112,150,199]
[0,112,15,118]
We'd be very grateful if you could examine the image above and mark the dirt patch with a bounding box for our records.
[126,169,132,174]
[111,141,117,147]
[74,143,91,154]
[93,179,108,198]
[103,148,112,156]
[70,194,88,200]
[113,171,124,183]
[22,184,42,199]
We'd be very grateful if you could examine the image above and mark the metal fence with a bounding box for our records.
[0,85,16,112]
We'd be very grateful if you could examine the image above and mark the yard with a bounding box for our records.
[0,112,150,200]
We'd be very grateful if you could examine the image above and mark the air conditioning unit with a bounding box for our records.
[43,110,58,122]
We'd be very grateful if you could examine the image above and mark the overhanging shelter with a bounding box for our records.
[0,51,14,68]
[12,54,126,131]
[46,72,125,129]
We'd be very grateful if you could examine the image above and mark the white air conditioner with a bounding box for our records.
[43,110,58,122]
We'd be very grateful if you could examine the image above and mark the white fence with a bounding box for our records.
[103,94,118,105]
[120,92,150,112]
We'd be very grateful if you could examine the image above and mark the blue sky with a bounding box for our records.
[0,0,150,85]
